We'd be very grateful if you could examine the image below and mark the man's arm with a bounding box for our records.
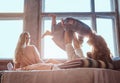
[64,31,79,60]
[73,33,84,58]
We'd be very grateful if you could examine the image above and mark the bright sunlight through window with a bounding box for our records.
[42,0,117,59]
[0,0,24,59]
[0,20,23,59]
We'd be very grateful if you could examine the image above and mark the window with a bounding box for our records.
[0,20,23,59]
[0,0,24,59]
[41,0,119,59]
[0,0,24,13]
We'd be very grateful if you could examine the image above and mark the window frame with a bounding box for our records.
[40,0,119,58]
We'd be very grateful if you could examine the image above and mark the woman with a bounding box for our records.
[13,32,43,69]
[87,31,113,64]
[13,31,61,70]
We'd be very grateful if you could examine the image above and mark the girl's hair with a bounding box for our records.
[13,31,30,63]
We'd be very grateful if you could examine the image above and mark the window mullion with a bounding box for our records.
[91,0,95,12]
[114,0,120,56]
[112,18,119,56]
[91,14,97,31]
[91,0,97,31]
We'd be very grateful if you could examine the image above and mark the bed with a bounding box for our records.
[0,68,120,83]
[0,57,120,83]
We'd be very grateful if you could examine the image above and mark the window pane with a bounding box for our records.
[96,18,115,56]
[95,0,113,12]
[0,20,23,59]
[44,0,91,12]
[42,17,91,59]
[0,0,24,13]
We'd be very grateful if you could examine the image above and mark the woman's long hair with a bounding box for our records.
[13,32,30,63]
[87,32,112,63]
